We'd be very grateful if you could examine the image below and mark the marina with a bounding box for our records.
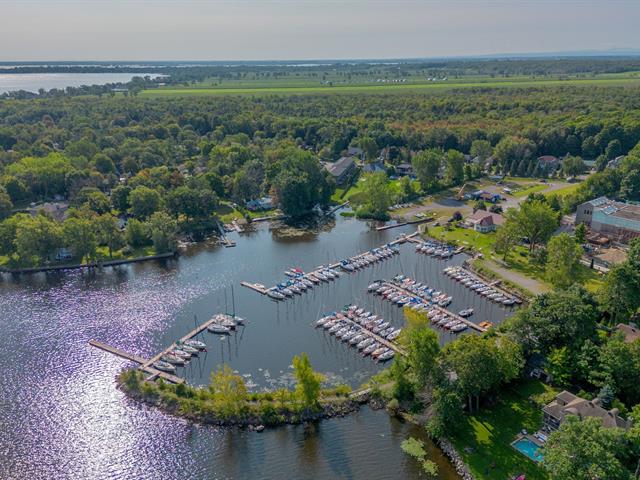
[370,278,489,333]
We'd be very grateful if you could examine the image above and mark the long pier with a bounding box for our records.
[89,314,222,385]
[381,280,487,333]
[88,340,185,384]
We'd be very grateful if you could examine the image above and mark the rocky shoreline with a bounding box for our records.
[437,438,475,480]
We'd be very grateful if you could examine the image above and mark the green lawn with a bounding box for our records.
[427,225,497,256]
[512,184,548,198]
[450,379,556,480]
[544,183,581,198]
[141,77,640,97]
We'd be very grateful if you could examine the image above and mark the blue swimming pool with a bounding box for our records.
[512,438,544,462]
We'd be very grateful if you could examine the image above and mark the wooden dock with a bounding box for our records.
[453,265,524,304]
[241,232,418,298]
[382,281,487,333]
[340,316,407,356]
[88,340,185,384]
[140,315,222,371]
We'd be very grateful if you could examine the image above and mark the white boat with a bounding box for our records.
[177,344,199,355]
[171,349,191,359]
[183,339,206,350]
[378,350,395,361]
[368,282,381,292]
[450,323,468,333]
[459,308,474,317]
[162,353,187,366]
[208,324,231,334]
[267,290,285,300]
[153,360,176,373]
[357,337,374,350]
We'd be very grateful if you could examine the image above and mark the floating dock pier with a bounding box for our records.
[89,314,224,385]
[379,280,487,333]
[241,232,418,298]
[448,265,524,304]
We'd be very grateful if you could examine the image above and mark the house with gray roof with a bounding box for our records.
[542,391,632,431]
[324,156,356,185]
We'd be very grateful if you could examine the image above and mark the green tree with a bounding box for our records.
[470,139,493,161]
[128,186,162,219]
[111,185,132,213]
[356,172,391,220]
[403,325,440,390]
[124,218,150,248]
[562,155,586,178]
[444,149,465,185]
[95,214,124,259]
[147,211,177,253]
[93,153,116,174]
[209,364,248,418]
[62,217,97,263]
[598,263,640,324]
[292,352,323,409]
[543,417,632,480]
[412,149,441,191]
[166,186,217,219]
[0,188,13,220]
[84,190,112,215]
[546,233,583,289]
[494,220,519,260]
[503,199,558,251]
[15,214,63,265]
[575,222,587,244]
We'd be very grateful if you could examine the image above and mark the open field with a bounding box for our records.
[141,76,640,97]
[450,379,556,480]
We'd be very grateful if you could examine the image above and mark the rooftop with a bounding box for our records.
[587,196,640,222]
[325,156,356,178]
[543,390,630,429]
[616,323,640,343]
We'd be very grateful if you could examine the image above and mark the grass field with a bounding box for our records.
[511,183,548,198]
[450,379,555,480]
[544,182,582,198]
[141,76,640,97]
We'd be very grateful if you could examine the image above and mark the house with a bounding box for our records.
[362,162,385,174]
[27,201,69,222]
[576,196,640,243]
[542,391,632,431]
[469,190,501,203]
[615,323,640,343]
[324,156,356,186]
[245,197,273,211]
[607,155,625,170]
[347,146,365,160]
[395,163,413,176]
[466,211,504,233]
[537,155,561,173]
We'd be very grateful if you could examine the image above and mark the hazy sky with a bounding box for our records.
[2,0,640,61]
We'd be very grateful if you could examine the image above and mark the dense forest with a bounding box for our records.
[2,70,640,267]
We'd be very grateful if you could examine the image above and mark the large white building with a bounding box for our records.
[576,196,640,242]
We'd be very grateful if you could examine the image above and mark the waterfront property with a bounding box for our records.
[576,196,640,243]
[542,390,633,431]
[466,210,504,233]
[324,156,357,185]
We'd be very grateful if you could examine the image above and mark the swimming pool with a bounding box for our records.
[512,438,544,462]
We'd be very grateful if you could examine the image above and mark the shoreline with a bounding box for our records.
[0,251,177,275]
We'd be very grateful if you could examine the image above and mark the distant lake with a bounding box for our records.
[0,73,154,94]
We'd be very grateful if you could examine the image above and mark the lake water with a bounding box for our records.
[0,215,515,479]
[0,73,153,94]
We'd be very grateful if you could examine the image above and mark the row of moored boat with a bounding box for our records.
[443,266,520,305]
[267,267,341,300]
[414,241,456,258]
[152,339,208,373]
[337,245,400,272]
[368,275,453,308]
[315,306,400,362]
